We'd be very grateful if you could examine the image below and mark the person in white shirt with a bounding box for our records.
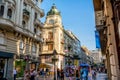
[13,68,17,80]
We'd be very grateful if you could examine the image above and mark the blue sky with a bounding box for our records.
[40,0,96,50]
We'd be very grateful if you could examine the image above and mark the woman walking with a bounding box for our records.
[76,70,80,80]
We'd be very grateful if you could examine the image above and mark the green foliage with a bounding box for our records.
[15,60,26,77]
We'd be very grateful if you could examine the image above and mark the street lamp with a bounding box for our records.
[67,54,72,76]
[52,49,58,80]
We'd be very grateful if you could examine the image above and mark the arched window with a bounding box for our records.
[0,5,4,16]
[7,8,12,19]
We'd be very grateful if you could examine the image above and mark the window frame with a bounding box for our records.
[32,43,37,53]
[19,40,24,49]
[7,8,12,19]
[0,5,4,16]
[48,44,53,51]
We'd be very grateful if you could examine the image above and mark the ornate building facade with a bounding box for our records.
[93,0,120,80]
[0,0,44,79]
[41,4,81,69]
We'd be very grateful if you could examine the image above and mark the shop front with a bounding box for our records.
[0,51,14,80]
[15,54,40,78]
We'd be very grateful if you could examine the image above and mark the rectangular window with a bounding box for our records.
[20,40,24,49]
[48,32,53,39]
[48,44,53,51]
[0,5,4,16]
[32,44,36,53]
[45,56,52,63]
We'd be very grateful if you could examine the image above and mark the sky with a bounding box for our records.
[40,0,96,50]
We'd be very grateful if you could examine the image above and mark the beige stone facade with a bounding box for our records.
[93,0,120,80]
[0,0,44,79]
[41,5,81,69]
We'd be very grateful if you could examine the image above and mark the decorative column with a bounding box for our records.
[15,0,20,24]
[19,0,23,26]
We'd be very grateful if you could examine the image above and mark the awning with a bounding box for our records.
[0,51,14,58]
[39,63,53,68]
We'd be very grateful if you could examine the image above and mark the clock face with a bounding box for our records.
[49,19,54,24]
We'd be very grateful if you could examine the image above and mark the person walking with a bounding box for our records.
[57,68,60,80]
[61,69,64,80]
[76,70,80,80]
[81,66,89,80]
[91,68,96,80]
[13,68,17,80]
[24,70,30,80]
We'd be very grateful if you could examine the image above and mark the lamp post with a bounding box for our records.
[67,55,71,76]
[52,49,58,80]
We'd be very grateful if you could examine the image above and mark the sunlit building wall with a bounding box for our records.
[93,0,120,80]
[0,0,44,79]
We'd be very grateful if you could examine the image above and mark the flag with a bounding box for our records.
[95,30,101,48]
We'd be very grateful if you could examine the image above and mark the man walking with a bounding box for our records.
[13,68,17,80]
[81,66,89,80]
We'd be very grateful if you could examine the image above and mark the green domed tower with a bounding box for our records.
[47,4,61,16]
[45,4,62,26]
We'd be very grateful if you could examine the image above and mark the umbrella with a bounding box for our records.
[80,63,89,67]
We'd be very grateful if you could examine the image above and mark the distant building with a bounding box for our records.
[89,50,102,64]
[80,46,94,64]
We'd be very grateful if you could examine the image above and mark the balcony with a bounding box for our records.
[46,38,54,43]
[40,9,45,17]
[34,19,42,26]
[23,9,30,19]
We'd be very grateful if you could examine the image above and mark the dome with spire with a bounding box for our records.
[47,4,61,16]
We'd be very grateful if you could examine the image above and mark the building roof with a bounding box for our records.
[47,4,61,16]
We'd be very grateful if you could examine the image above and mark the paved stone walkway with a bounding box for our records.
[16,73,108,80]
